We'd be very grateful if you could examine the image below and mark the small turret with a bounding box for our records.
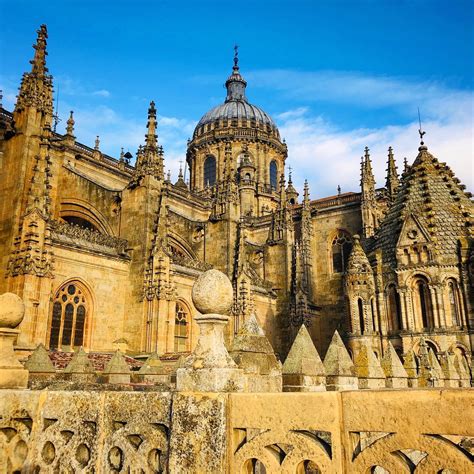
[344,235,376,335]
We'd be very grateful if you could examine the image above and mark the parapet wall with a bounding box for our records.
[1,388,473,473]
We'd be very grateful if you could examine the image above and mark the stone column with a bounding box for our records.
[0,293,28,389]
[429,285,440,328]
[399,288,409,330]
[435,285,446,328]
[176,269,244,392]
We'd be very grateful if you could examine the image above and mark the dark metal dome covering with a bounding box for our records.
[196,101,277,129]
[194,48,278,134]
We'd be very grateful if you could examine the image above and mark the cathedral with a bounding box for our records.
[0,24,472,372]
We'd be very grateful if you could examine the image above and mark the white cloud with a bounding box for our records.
[92,89,111,98]
[280,110,473,199]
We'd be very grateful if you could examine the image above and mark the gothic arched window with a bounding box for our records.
[448,280,461,326]
[387,284,402,331]
[49,282,89,350]
[174,301,189,352]
[203,155,216,187]
[270,160,278,190]
[331,232,352,273]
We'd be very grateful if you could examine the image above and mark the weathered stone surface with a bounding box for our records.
[101,350,131,384]
[282,324,326,391]
[440,353,461,387]
[354,342,386,389]
[381,341,407,388]
[191,269,233,315]
[25,343,55,373]
[230,313,282,392]
[0,292,25,328]
[403,349,419,388]
[0,292,28,388]
[169,392,228,473]
[323,330,358,391]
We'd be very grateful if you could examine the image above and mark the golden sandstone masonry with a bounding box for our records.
[0,24,473,472]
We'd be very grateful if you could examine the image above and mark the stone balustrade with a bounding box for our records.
[0,272,473,472]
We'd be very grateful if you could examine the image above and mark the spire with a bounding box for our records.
[225,45,247,103]
[130,101,164,184]
[31,24,48,76]
[66,110,75,137]
[363,146,374,177]
[15,24,53,121]
[360,147,377,238]
[303,180,310,210]
[385,146,399,200]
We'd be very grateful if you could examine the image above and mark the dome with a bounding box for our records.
[196,101,277,129]
[193,50,279,138]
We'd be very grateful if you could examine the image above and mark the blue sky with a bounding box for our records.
[1,0,472,197]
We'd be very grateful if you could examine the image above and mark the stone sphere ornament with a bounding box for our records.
[192,269,234,315]
[0,292,25,328]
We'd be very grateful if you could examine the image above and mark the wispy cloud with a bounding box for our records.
[92,89,110,98]
[248,69,473,119]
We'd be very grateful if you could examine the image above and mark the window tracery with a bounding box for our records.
[331,232,352,274]
[49,282,89,350]
[174,301,189,352]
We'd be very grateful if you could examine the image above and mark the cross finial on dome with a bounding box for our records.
[233,44,239,71]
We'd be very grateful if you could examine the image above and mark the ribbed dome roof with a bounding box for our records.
[194,49,278,134]
[196,101,277,129]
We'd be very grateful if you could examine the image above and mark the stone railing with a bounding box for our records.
[0,273,472,472]
[0,389,472,472]
[49,220,130,258]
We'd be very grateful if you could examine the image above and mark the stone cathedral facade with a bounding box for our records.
[0,25,472,372]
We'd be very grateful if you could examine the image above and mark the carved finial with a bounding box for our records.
[66,110,75,136]
[337,185,341,196]
[94,135,100,151]
[167,169,171,182]
[404,157,409,173]
[119,147,124,162]
[288,166,293,184]
[0,89,3,108]
[178,160,184,179]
